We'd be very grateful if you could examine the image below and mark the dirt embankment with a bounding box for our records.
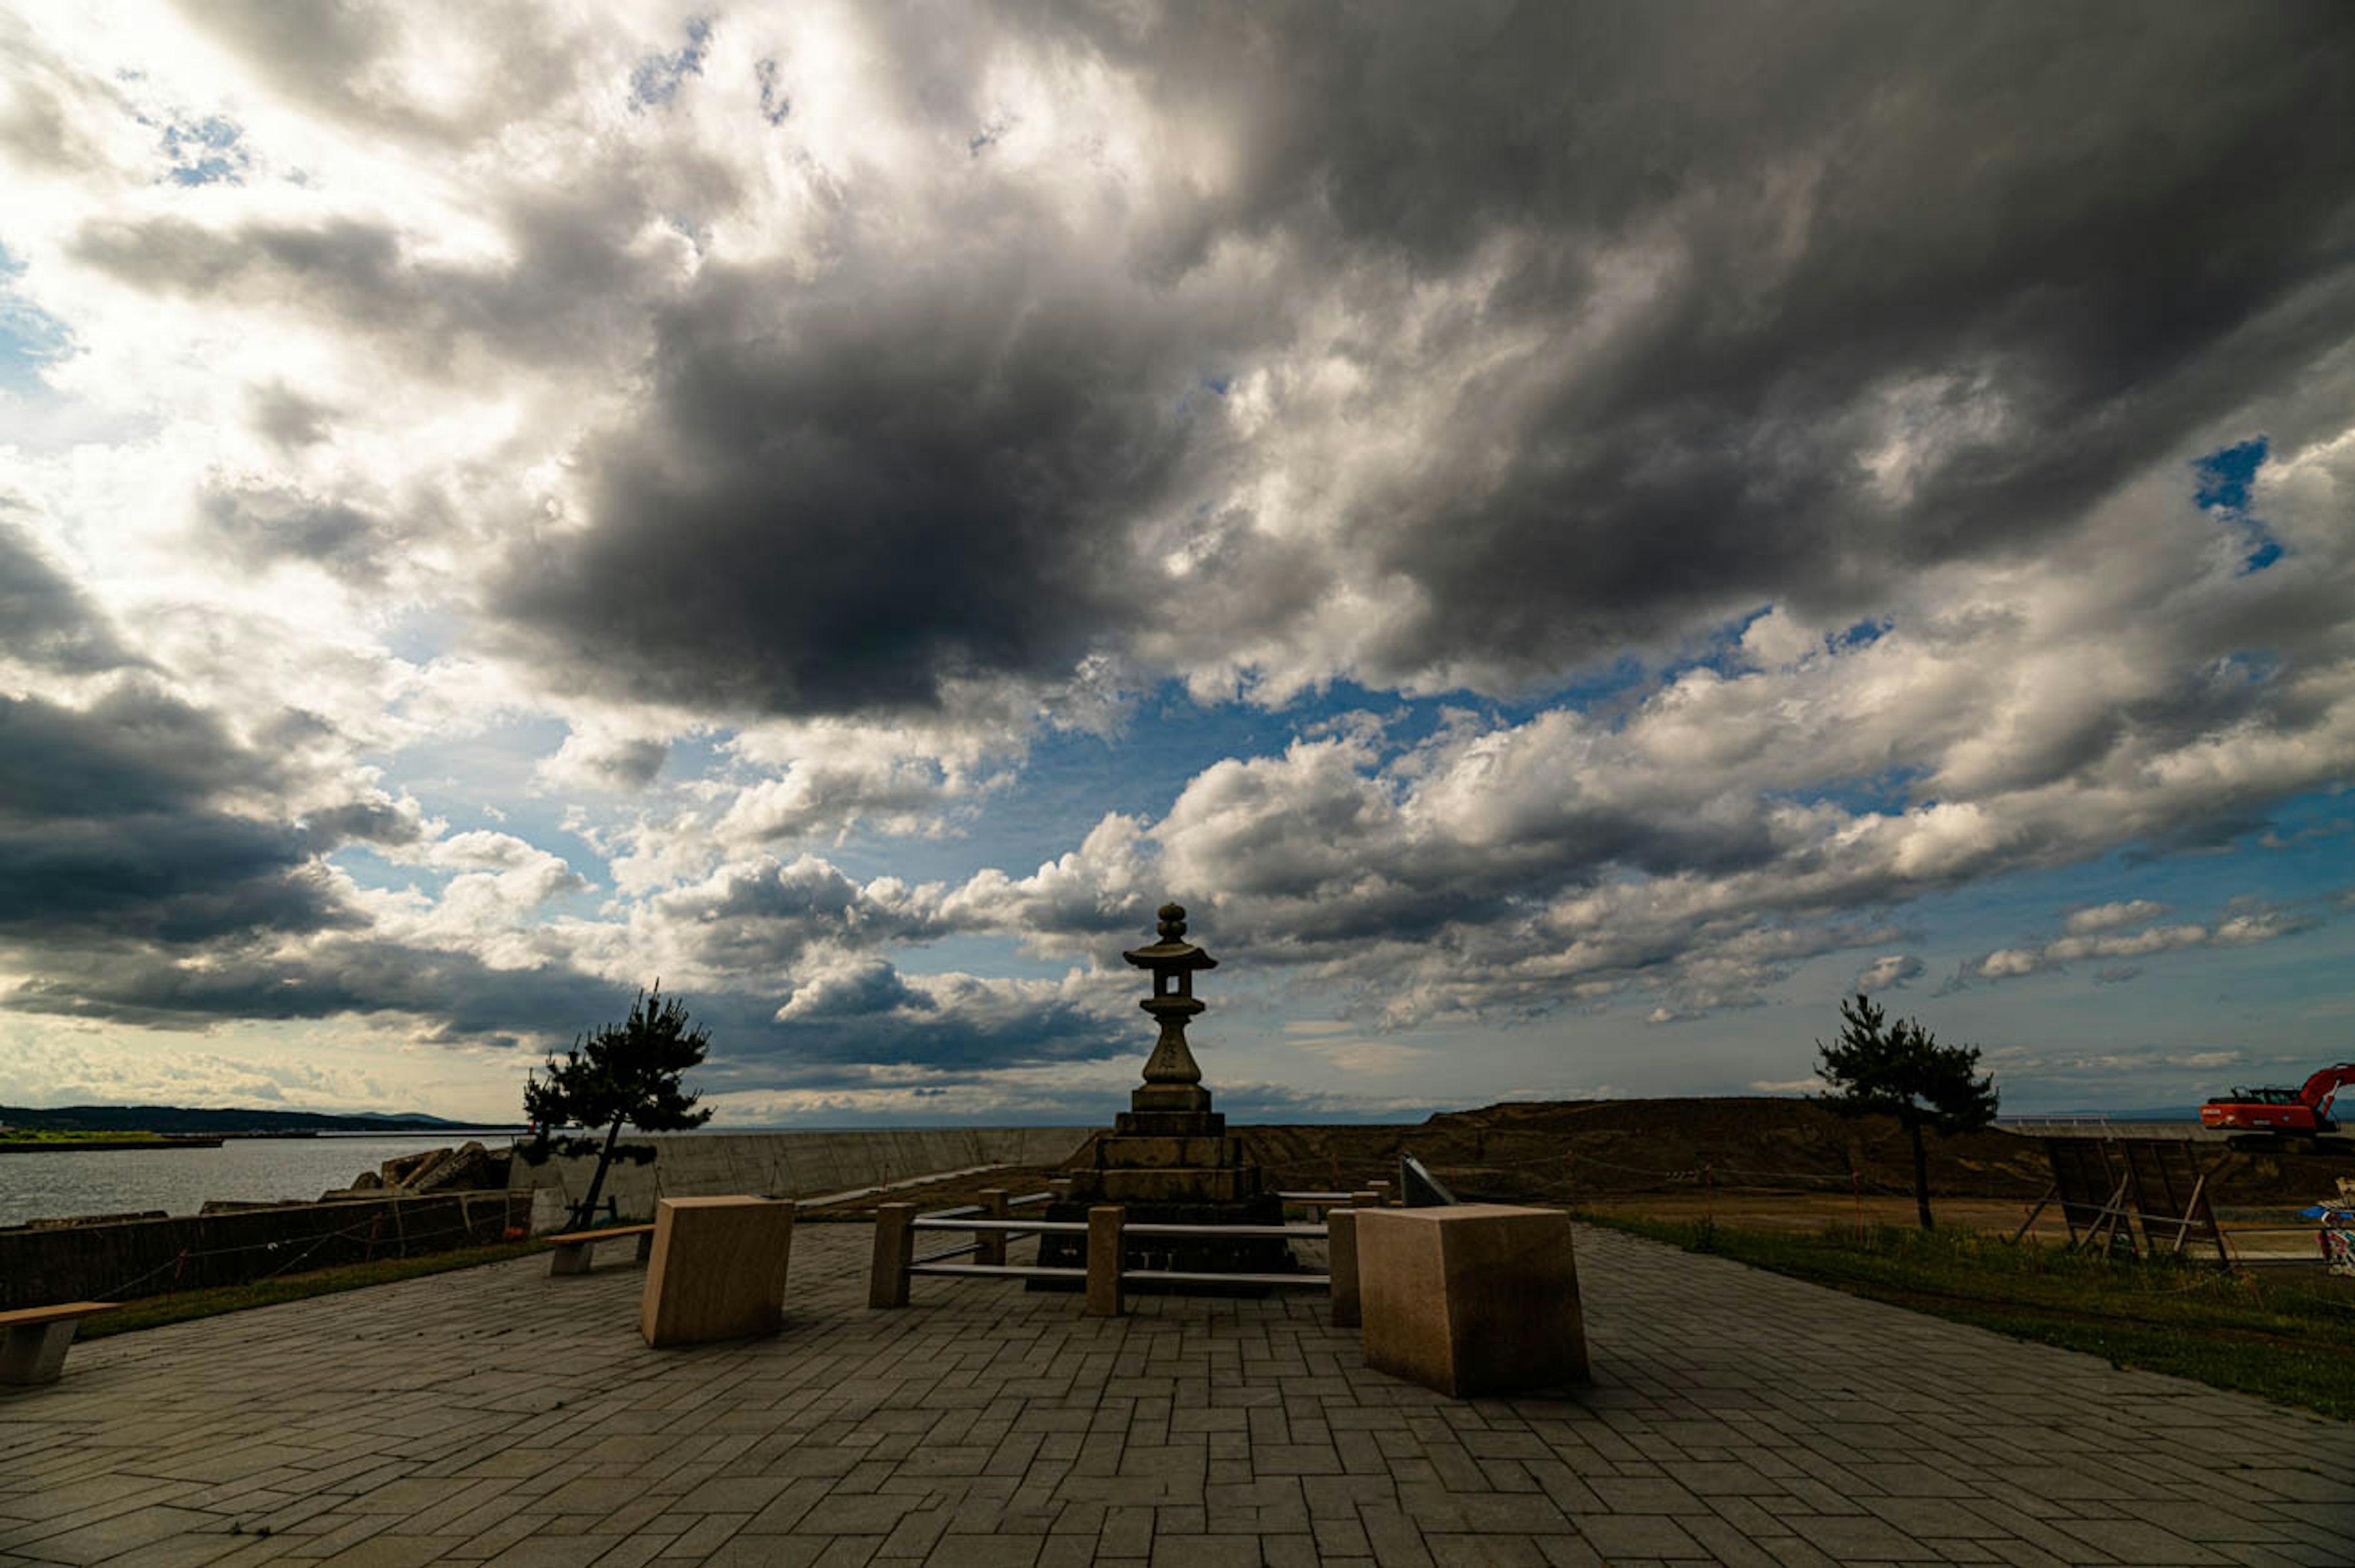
[1241,1098,2051,1206]
[800,1098,2348,1222]
[1247,1099,2348,1208]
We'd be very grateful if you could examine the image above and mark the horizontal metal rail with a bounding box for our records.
[1124,1222,1328,1238]
[1122,1269,1330,1288]
[1008,1192,1055,1209]
[909,1263,1087,1281]
[871,1198,1360,1320]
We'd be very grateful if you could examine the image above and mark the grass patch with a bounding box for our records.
[1577,1212,2355,1421]
[0,1129,186,1147]
[79,1239,551,1340]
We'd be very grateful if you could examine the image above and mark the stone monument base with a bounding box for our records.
[1032,1114,1299,1291]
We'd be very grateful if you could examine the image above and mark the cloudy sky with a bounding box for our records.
[2,2,2351,1125]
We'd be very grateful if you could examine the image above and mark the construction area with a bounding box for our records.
[787,1098,2346,1270]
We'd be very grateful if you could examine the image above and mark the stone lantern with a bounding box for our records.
[1124,903,1217,1116]
[1032,900,1298,1289]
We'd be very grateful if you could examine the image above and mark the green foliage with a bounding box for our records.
[524,982,714,1142]
[1814,993,1999,1133]
[524,982,714,1225]
[1813,992,1999,1228]
[1577,1212,2355,1421]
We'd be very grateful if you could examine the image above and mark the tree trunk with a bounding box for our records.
[1909,1119,1933,1230]
[575,1116,626,1228]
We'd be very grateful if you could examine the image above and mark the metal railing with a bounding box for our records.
[868,1188,1398,1321]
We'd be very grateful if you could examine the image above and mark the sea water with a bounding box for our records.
[0,1133,521,1228]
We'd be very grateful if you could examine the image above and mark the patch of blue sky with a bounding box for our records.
[1769,765,1928,817]
[2191,435,2286,574]
[0,243,74,394]
[159,115,248,186]
[630,17,711,109]
[881,934,1080,985]
[1885,788,2351,956]
[1831,616,1891,651]
[827,659,1717,890]
[754,58,789,125]
[2193,436,2267,511]
[664,729,730,781]
[380,607,465,665]
[377,715,612,863]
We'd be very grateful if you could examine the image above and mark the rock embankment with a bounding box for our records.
[323,1140,513,1200]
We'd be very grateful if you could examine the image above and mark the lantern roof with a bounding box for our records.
[1122,901,1218,971]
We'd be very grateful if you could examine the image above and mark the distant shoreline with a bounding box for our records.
[0,1136,226,1154]
[0,1127,526,1155]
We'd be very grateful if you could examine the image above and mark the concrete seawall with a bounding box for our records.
[507,1127,1090,1218]
[0,1191,531,1311]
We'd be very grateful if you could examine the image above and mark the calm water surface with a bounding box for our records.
[0,1134,524,1227]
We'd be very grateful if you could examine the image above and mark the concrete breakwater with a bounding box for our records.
[1,1128,1089,1309]
[506,1127,1090,1218]
[0,1191,532,1312]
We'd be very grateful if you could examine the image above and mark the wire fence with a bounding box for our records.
[0,1192,533,1309]
[1277,1141,2337,1269]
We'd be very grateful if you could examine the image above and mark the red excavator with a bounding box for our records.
[2200,1062,2355,1150]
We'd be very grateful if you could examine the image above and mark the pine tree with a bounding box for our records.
[1813,993,1999,1230]
[524,982,714,1228]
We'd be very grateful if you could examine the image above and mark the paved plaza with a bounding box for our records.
[2,1223,2348,1567]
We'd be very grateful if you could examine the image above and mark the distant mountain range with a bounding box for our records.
[0,1104,523,1134]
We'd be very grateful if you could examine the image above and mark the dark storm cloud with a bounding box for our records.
[0,687,351,943]
[4,933,599,1037]
[245,383,337,449]
[168,0,586,146]
[496,256,1209,713]
[69,201,673,375]
[1128,0,2355,683]
[467,1,2355,712]
[197,483,387,581]
[0,686,276,817]
[0,507,136,673]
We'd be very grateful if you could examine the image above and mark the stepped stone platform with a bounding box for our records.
[1040,905,1299,1284]
[2,1222,2348,1567]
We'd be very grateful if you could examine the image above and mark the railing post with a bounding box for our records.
[1086,1205,1125,1317]
[1327,1207,1360,1329]
[1368,1180,1395,1207]
[869,1203,914,1309]
[1351,1189,1381,1212]
[979,1188,1009,1267]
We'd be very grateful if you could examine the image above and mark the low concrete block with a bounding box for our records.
[638,1197,795,1348]
[0,1319,78,1385]
[1357,1204,1588,1398]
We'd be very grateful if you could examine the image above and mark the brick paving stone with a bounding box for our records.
[0,1224,2342,1567]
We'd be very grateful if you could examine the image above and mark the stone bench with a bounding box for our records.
[1357,1204,1588,1398]
[1,1301,117,1386]
[640,1197,796,1348]
[545,1222,655,1277]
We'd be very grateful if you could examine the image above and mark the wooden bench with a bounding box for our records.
[1,1301,117,1386]
[545,1223,655,1277]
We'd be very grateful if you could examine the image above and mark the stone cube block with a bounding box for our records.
[638,1196,795,1348]
[1357,1204,1588,1398]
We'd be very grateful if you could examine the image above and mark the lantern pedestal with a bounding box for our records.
[1033,904,1300,1291]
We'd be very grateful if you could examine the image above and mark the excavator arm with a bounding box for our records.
[2299,1063,2355,1115]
